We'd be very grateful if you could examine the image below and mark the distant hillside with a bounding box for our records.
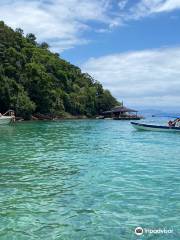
[0,21,118,119]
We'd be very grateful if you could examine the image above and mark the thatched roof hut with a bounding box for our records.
[102,105,142,120]
[103,106,137,115]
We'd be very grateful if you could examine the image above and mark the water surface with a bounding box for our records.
[0,120,180,239]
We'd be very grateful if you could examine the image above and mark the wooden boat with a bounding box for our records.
[131,122,180,132]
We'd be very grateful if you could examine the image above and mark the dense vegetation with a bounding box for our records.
[0,21,118,119]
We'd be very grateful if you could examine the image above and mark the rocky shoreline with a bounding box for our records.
[15,113,89,122]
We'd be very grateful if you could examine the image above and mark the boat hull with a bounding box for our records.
[131,122,180,132]
[0,116,13,125]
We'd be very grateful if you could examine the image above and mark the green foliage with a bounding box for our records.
[26,33,36,45]
[0,75,35,119]
[10,87,36,120]
[0,21,119,119]
[39,42,49,49]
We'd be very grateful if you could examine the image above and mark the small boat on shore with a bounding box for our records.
[0,110,15,125]
[0,116,14,125]
[131,122,180,132]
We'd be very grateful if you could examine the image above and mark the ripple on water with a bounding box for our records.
[0,120,180,239]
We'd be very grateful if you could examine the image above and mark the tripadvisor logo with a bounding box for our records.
[135,227,143,236]
[134,226,173,236]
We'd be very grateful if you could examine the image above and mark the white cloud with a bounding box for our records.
[127,0,180,20]
[118,0,128,10]
[0,0,117,51]
[126,0,163,20]
[1,0,180,52]
[153,0,180,13]
[82,47,180,109]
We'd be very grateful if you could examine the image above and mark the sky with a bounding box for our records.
[1,0,180,110]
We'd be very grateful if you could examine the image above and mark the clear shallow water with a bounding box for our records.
[0,119,180,240]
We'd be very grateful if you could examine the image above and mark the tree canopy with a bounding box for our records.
[0,21,119,119]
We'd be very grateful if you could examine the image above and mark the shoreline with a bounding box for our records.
[15,114,95,122]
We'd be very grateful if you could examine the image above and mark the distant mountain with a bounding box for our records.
[0,21,118,119]
[139,108,180,118]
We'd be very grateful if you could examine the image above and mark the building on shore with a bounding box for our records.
[102,105,143,120]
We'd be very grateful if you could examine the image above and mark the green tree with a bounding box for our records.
[0,22,119,119]
[26,33,36,45]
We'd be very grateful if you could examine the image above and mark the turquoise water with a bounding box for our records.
[0,119,180,240]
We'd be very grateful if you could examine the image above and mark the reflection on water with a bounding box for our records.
[0,120,180,239]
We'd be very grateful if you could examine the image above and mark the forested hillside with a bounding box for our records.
[0,21,118,119]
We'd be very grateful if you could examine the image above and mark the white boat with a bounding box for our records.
[131,122,180,132]
[0,110,15,125]
[0,116,14,125]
